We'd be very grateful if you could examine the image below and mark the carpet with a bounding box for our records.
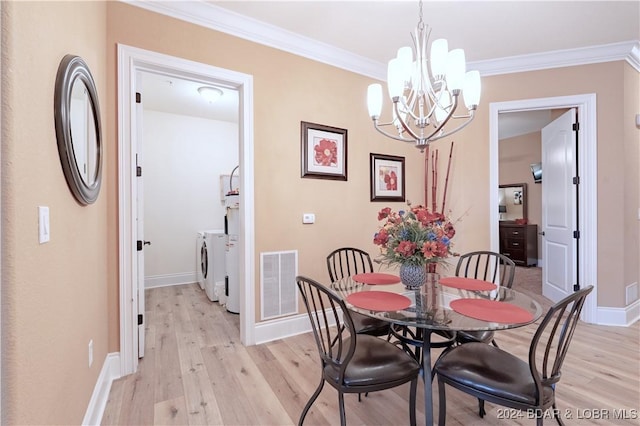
[513,266,553,310]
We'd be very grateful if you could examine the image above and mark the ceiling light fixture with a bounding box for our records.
[198,86,223,103]
[367,0,481,151]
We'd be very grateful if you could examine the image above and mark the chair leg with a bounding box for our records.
[437,377,447,426]
[338,392,346,426]
[553,403,565,426]
[478,399,486,418]
[299,378,324,426]
[409,378,417,426]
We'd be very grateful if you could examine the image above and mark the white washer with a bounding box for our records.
[203,230,226,302]
[196,231,206,290]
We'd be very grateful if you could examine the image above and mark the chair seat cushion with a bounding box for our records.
[348,311,390,336]
[325,335,420,388]
[435,342,553,406]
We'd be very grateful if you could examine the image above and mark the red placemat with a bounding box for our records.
[352,273,401,285]
[346,291,411,312]
[450,298,534,324]
[440,277,497,291]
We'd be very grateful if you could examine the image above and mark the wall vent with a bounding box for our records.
[261,250,298,320]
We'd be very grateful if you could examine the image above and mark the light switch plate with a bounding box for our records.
[302,213,315,224]
[39,206,50,244]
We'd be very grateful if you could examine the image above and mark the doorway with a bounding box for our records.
[117,44,256,376]
[489,94,598,324]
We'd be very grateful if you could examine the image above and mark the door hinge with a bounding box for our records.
[573,283,580,291]
[136,165,142,177]
[137,240,143,251]
[136,92,141,104]
[573,230,580,239]
[573,176,580,185]
[572,122,579,131]
[138,314,143,325]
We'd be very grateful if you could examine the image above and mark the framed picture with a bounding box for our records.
[513,190,523,205]
[370,153,405,202]
[301,121,347,181]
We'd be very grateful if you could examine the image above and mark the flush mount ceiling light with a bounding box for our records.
[198,86,223,103]
[367,0,481,152]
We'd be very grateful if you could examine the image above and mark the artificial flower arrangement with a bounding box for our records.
[373,202,456,269]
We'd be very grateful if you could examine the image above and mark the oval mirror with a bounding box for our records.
[54,55,102,205]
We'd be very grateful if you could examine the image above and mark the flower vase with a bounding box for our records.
[399,264,427,290]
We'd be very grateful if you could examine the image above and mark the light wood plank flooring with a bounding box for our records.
[103,282,640,425]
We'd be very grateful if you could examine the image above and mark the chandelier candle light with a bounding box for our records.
[367,1,481,151]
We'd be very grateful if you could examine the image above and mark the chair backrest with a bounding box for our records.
[326,247,374,282]
[529,285,593,398]
[455,250,516,288]
[296,275,356,380]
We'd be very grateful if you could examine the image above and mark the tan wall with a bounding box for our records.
[1,1,108,424]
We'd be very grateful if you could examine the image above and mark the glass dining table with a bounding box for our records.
[330,273,543,426]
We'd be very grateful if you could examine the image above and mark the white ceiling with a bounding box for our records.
[140,72,239,122]
[136,0,639,129]
[209,1,639,65]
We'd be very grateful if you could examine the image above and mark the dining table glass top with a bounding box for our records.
[330,274,543,332]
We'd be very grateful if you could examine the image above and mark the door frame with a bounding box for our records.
[117,44,255,375]
[489,94,597,324]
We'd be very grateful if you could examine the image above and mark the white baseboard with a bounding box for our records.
[254,308,340,345]
[145,272,196,289]
[596,299,640,327]
[83,352,122,425]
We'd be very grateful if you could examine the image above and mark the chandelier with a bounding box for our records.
[367,1,481,151]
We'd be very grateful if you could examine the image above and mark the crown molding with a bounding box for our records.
[124,1,640,79]
[474,40,640,76]
[123,0,384,80]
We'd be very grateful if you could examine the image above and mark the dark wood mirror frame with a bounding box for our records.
[54,54,102,205]
[498,183,528,222]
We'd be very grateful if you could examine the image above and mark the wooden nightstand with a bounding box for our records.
[499,223,538,267]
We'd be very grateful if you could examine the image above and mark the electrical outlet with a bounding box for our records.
[88,340,93,367]
[302,213,315,224]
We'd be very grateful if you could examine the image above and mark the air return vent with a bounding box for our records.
[261,251,298,320]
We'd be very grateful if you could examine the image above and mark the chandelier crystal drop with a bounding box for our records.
[367,1,481,151]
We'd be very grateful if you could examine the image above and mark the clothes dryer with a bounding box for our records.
[203,230,226,302]
[196,231,206,290]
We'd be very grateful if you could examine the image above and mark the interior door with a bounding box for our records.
[541,108,577,303]
[135,73,145,358]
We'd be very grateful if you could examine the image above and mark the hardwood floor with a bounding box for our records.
[102,283,640,425]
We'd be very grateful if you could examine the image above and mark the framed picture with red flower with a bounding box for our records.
[300,121,348,181]
[370,153,405,202]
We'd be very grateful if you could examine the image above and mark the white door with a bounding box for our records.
[541,109,577,303]
[135,73,145,358]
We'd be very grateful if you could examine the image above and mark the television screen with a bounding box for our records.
[530,162,542,183]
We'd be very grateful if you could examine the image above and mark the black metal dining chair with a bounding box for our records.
[326,247,390,337]
[296,275,420,426]
[453,250,516,346]
[434,285,593,425]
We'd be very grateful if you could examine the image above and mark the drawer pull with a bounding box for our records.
[512,242,520,246]
[512,231,519,235]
